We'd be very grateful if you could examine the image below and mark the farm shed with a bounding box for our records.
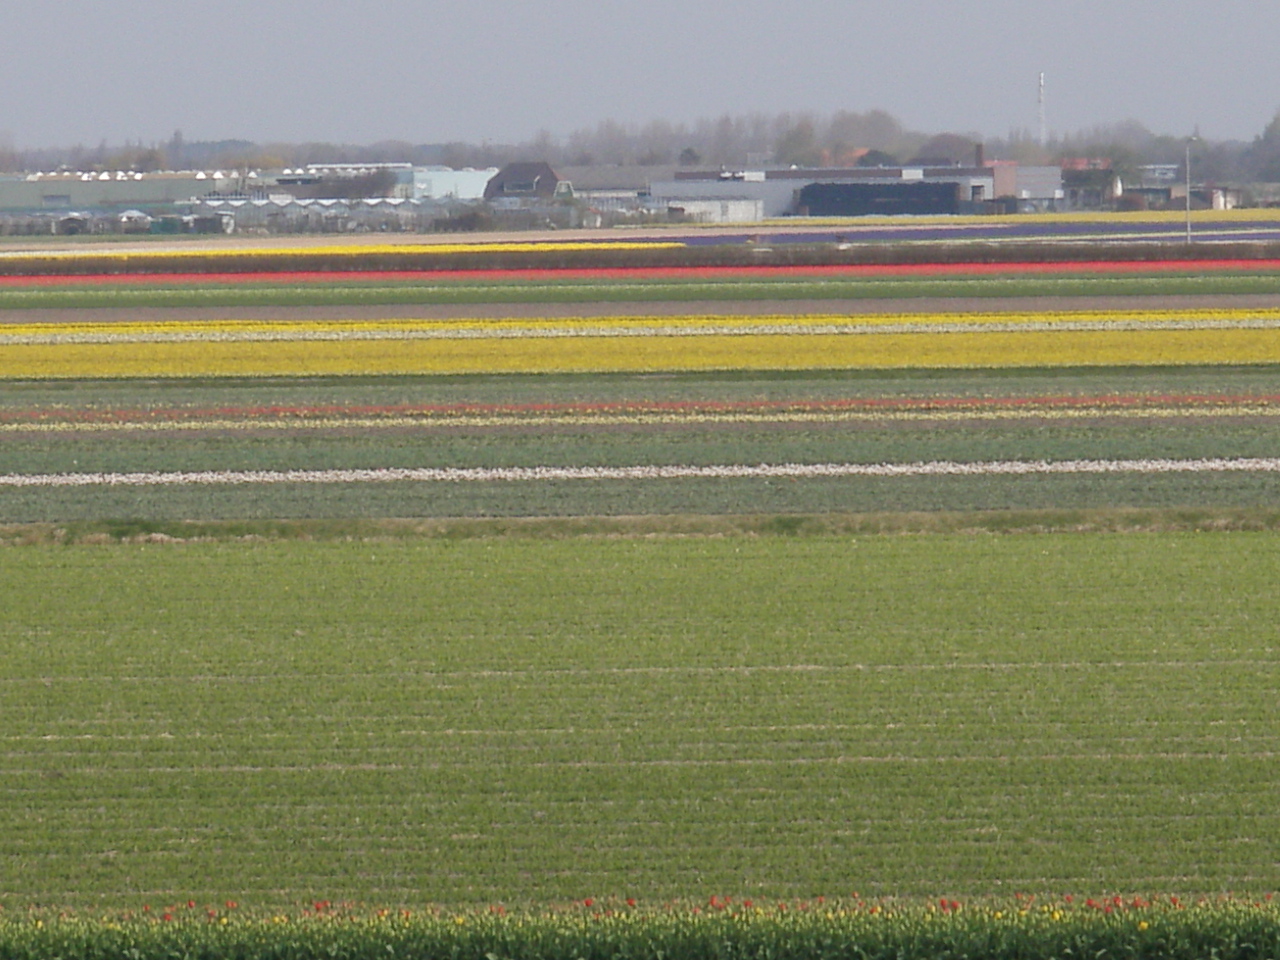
[483,162,562,200]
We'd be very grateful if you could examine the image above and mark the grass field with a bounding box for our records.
[3,534,1280,907]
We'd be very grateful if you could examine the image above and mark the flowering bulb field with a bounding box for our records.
[0,238,1277,521]
[8,307,1280,379]
[5,237,1280,958]
[5,365,1280,520]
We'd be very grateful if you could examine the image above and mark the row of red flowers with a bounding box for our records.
[4,393,1277,425]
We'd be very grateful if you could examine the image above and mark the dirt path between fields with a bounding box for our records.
[10,508,1280,544]
[4,293,1280,324]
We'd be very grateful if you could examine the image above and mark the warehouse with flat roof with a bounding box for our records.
[649,165,998,218]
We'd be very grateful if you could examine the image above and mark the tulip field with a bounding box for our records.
[4,234,1280,957]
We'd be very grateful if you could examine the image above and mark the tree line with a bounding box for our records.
[4,109,1280,182]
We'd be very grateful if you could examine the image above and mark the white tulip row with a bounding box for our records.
[5,317,1280,346]
[3,458,1280,487]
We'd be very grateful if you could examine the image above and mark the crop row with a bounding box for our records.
[9,457,1280,489]
[7,235,1280,275]
[4,258,1280,286]
[1,240,687,262]
[2,897,1280,960]
[8,470,1280,521]
[6,392,1280,434]
[10,308,1280,341]
[7,310,1280,378]
[4,271,1280,312]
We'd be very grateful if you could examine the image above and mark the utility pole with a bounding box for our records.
[1185,135,1199,244]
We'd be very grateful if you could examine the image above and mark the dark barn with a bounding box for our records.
[798,181,963,216]
[483,162,561,201]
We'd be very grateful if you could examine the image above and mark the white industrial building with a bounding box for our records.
[649,167,1001,219]
[0,170,255,212]
[657,197,765,224]
[648,172,798,218]
[413,166,499,200]
[648,163,1064,220]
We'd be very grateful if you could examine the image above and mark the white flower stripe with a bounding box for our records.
[5,458,1280,487]
[6,405,1280,434]
[7,312,1280,345]
[12,320,1280,345]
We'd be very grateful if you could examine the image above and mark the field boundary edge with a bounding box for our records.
[6,507,1280,544]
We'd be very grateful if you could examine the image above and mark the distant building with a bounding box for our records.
[276,163,415,199]
[0,170,255,213]
[483,162,562,201]
[648,171,794,218]
[1060,162,1122,210]
[413,166,498,200]
[0,162,508,223]
[798,180,972,216]
[188,195,448,233]
[987,162,1064,211]
[649,165,1001,218]
[662,198,765,224]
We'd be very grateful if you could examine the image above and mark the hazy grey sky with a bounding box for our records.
[3,0,1278,148]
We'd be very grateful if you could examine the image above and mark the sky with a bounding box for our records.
[2,0,1278,149]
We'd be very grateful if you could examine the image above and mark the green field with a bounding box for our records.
[4,534,1279,906]
[4,271,1280,309]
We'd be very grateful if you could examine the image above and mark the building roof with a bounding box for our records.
[483,162,559,200]
[556,165,678,190]
[674,166,992,182]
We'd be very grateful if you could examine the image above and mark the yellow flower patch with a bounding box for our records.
[0,241,686,264]
[5,308,1280,378]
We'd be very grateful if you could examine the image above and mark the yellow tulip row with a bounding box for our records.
[0,240,685,262]
[7,308,1280,345]
[6,324,1280,379]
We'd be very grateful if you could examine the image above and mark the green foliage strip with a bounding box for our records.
[3,273,1280,310]
[3,897,1279,960]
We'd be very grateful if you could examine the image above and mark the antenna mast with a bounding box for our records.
[1038,73,1047,146]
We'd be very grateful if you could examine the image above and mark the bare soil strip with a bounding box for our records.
[6,507,1280,544]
